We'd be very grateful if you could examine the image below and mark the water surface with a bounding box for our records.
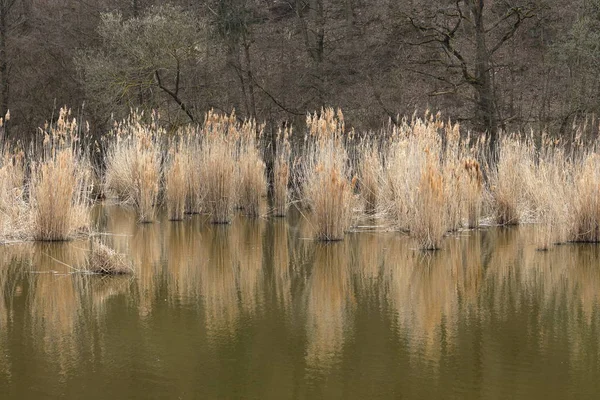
[1,206,600,399]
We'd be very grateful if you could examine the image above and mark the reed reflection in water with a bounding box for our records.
[0,208,599,398]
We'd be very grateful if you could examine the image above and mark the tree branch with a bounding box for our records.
[154,69,194,122]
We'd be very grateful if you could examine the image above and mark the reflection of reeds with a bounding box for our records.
[380,230,484,365]
[0,244,30,362]
[234,218,265,315]
[129,222,162,318]
[27,245,131,374]
[165,220,202,304]
[200,225,240,339]
[305,242,354,373]
[272,219,291,312]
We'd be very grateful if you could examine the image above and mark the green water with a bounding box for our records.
[1,206,600,399]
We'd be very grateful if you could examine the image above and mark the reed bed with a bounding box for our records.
[236,119,267,217]
[272,126,292,217]
[299,108,356,241]
[489,135,535,225]
[103,112,162,223]
[571,153,600,242]
[358,141,382,215]
[30,109,93,241]
[378,113,482,249]
[200,111,239,224]
[3,105,600,249]
[0,150,27,240]
[164,137,189,221]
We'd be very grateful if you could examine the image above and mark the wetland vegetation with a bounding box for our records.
[1,0,600,398]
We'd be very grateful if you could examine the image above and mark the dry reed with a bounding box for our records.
[272,126,291,217]
[237,118,267,217]
[30,108,92,241]
[358,142,382,214]
[571,153,600,242]
[200,111,238,223]
[300,108,355,241]
[88,240,133,275]
[489,135,534,225]
[104,111,162,223]
[164,137,188,221]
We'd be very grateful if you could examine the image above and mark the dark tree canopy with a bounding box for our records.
[0,0,596,141]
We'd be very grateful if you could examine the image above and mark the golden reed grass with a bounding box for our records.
[272,126,291,217]
[236,118,267,217]
[300,108,356,241]
[88,240,133,275]
[0,149,27,240]
[164,137,188,221]
[30,109,92,241]
[104,111,162,223]
[378,113,482,249]
[200,111,238,223]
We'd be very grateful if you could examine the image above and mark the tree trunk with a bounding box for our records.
[242,33,256,118]
[0,2,9,136]
[471,0,498,158]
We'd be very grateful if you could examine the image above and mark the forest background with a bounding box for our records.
[0,0,598,140]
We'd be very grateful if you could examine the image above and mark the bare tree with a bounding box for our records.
[403,0,536,153]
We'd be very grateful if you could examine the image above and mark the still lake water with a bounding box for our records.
[1,206,600,399]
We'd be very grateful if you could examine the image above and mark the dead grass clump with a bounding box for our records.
[571,153,600,242]
[358,142,382,215]
[30,108,92,241]
[0,150,27,240]
[462,158,484,229]
[489,136,534,225]
[300,108,356,241]
[237,119,267,217]
[272,126,291,217]
[89,240,133,275]
[180,127,203,214]
[412,161,446,250]
[200,110,238,224]
[526,141,573,249]
[104,112,162,223]
[164,138,188,221]
[380,113,450,248]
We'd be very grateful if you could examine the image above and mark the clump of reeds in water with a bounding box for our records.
[0,146,27,240]
[272,126,291,217]
[200,110,238,224]
[300,108,355,241]
[358,142,382,215]
[462,158,483,229]
[571,153,600,242]
[412,159,447,250]
[524,139,572,249]
[88,240,133,275]
[164,136,188,221]
[180,126,203,215]
[489,135,534,225]
[380,114,445,248]
[30,108,93,241]
[236,118,267,217]
[104,111,162,223]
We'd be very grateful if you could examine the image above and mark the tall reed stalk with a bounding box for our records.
[104,111,162,223]
[300,108,355,241]
[30,108,92,240]
[237,118,267,217]
[200,111,238,224]
[272,126,291,217]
